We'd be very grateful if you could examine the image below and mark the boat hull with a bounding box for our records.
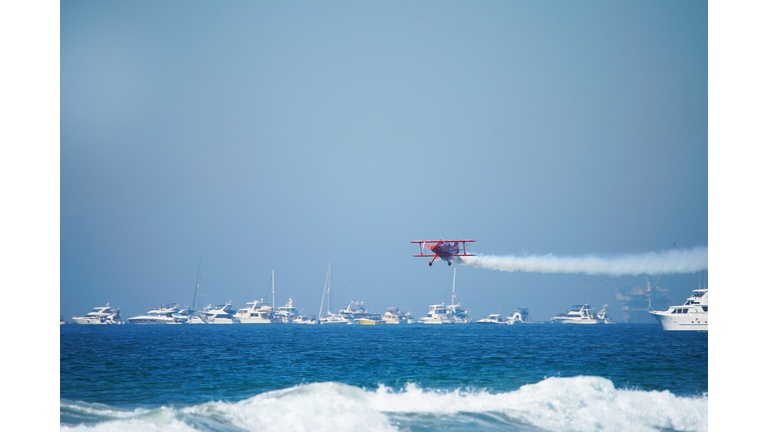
[550,318,601,324]
[419,319,452,324]
[234,317,275,324]
[72,317,123,325]
[357,319,383,325]
[650,311,708,331]
[127,317,176,324]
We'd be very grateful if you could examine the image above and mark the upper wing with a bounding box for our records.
[411,240,476,256]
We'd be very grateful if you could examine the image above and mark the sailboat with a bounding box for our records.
[186,246,207,324]
[445,268,471,323]
[318,260,351,324]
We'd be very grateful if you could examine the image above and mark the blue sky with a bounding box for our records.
[59,0,708,321]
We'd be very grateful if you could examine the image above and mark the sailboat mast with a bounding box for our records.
[327,260,332,316]
[271,270,275,309]
[318,277,326,319]
[192,244,202,311]
[451,268,456,306]
[319,260,331,318]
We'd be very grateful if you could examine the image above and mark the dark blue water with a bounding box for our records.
[60,324,708,431]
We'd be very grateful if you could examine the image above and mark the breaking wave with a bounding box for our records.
[61,376,708,432]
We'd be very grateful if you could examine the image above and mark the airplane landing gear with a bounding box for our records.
[448,261,452,266]
[428,262,433,266]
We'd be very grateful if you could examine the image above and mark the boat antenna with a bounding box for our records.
[192,244,202,312]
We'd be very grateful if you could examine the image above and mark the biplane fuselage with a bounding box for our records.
[411,240,476,266]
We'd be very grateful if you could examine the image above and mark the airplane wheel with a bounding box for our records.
[448,262,452,266]
[428,262,432,266]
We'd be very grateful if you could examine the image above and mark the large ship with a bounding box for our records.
[615,276,671,323]
[649,288,708,331]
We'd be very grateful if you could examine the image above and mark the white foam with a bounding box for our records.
[368,376,707,432]
[61,377,707,432]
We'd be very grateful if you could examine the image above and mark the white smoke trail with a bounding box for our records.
[459,246,707,277]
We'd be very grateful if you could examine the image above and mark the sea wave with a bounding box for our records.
[61,376,708,432]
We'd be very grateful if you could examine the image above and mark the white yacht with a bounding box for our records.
[186,313,208,324]
[127,304,181,324]
[649,288,708,331]
[447,303,472,323]
[320,313,353,324]
[294,315,319,324]
[506,307,531,325]
[204,301,237,324]
[477,313,505,324]
[275,298,301,323]
[419,303,453,324]
[338,301,370,324]
[551,304,601,324]
[171,307,195,324]
[72,303,124,325]
[233,299,276,324]
[382,307,408,324]
[597,304,616,324]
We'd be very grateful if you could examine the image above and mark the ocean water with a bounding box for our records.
[60,324,707,431]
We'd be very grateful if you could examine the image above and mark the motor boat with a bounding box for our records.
[649,288,708,331]
[72,303,124,324]
[382,307,408,324]
[477,313,505,324]
[418,303,453,324]
[597,304,616,324]
[127,304,181,324]
[294,315,319,324]
[447,303,472,324]
[338,301,369,323]
[186,313,208,324]
[320,313,352,324]
[356,314,384,325]
[203,301,237,324]
[233,299,277,324]
[550,304,601,324]
[275,298,301,323]
[506,307,532,325]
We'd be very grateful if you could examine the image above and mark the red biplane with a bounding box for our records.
[411,239,476,266]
